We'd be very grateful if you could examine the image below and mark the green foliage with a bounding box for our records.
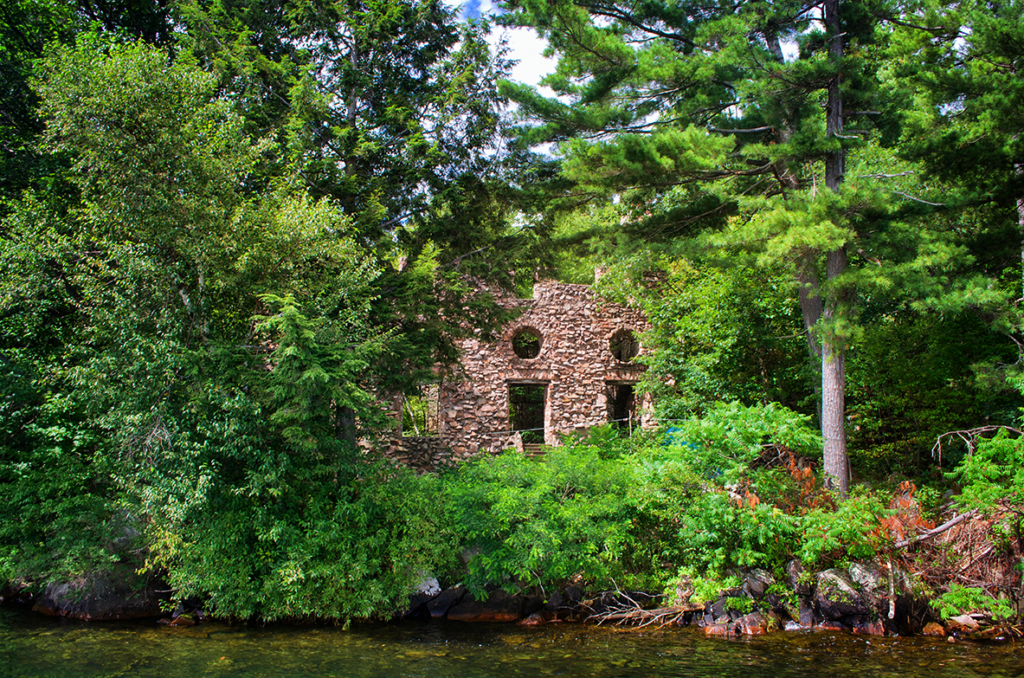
[661,401,822,484]
[724,596,754,614]
[952,429,1024,513]
[443,401,892,597]
[681,572,744,606]
[0,362,128,584]
[147,454,455,622]
[504,0,1024,495]
[4,0,1021,623]
[796,492,886,565]
[847,312,1020,477]
[445,440,635,595]
[890,0,1024,213]
[0,193,129,585]
[627,404,806,576]
[627,403,882,577]
[932,584,1015,621]
[0,34,456,621]
[175,0,536,396]
[601,259,812,420]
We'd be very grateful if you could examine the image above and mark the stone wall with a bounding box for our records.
[386,436,449,472]
[436,280,651,460]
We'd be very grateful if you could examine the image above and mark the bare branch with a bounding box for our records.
[894,190,945,206]
[708,126,775,134]
[894,510,979,549]
[932,425,1022,465]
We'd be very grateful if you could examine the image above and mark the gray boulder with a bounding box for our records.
[743,569,775,600]
[814,569,874,621]
[32,566,167,621]
[427,585,466,619]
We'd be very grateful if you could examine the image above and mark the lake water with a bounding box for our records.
[3,606,1023,678]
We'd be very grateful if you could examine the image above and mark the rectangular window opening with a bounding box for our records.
[402,385,439,437]
[509,383,546,446]
[607,382,636,431]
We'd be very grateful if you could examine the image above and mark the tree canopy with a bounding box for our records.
[498,0,1024,492]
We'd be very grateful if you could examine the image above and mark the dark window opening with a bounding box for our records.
[608,383,635,430]
[512,327,542,359]
[610,329,639,362]
[509,383,546,444]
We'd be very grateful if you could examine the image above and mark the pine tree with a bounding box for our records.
[891,0,1024,297]
[500,0,984,492]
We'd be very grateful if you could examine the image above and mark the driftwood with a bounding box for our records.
[589,603,705,628]
[894,510,979,549]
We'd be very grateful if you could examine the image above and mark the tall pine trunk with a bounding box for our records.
[1016,159,1023,300]
[822,0,850,495]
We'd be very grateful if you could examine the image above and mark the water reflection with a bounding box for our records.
[3,607,1023,678]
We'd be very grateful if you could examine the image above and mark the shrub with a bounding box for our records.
[932,584,1014,621]
[444,437,634,595]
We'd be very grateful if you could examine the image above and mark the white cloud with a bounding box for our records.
[453,0,556,89]
[499,26,557,90]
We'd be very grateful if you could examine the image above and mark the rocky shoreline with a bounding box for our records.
[2,559,1014,642]
[394,559,1017,642]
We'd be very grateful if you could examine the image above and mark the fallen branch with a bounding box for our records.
[957,544,995,574]
[895,510,978,549]
[590,603,705,628]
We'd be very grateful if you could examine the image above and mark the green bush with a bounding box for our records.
[148,456,455,622]
[952,428,1024,512]
[444,401,873,597]
[627,402,820,577]
[932,584,1014,621]
[444,437,635,595]
[796,490,886,564]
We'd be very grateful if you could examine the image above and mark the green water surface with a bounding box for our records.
[3,606,1023,678]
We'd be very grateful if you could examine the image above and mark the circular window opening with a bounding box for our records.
[512,327,542,359]
[610,329,639,362]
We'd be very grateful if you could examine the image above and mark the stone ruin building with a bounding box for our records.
[388,277,651,469]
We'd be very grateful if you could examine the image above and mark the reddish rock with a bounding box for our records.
[946,616,982,636]
[970,625,1008,641]
[735,611,768,635]
[703,623,736,637]
[817,621,847,631]
[518,612,547,626]
[922,622,946,637]
[448,590,525,622]
[852,620,886,636]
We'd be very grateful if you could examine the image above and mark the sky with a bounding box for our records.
[457,0,557,89]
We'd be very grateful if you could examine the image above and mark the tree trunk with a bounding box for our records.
[1016,160,1023,300]
[821,248,849,495]
[796,268,823,359]
[822,0,850,495]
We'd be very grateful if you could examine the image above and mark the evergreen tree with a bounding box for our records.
[888,0,1024,373]
[499,0,999,492]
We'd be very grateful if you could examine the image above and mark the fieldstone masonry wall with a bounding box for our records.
[386,437,449,470]
[435,280,651,461]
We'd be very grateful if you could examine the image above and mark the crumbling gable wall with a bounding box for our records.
[436,280,650,460]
